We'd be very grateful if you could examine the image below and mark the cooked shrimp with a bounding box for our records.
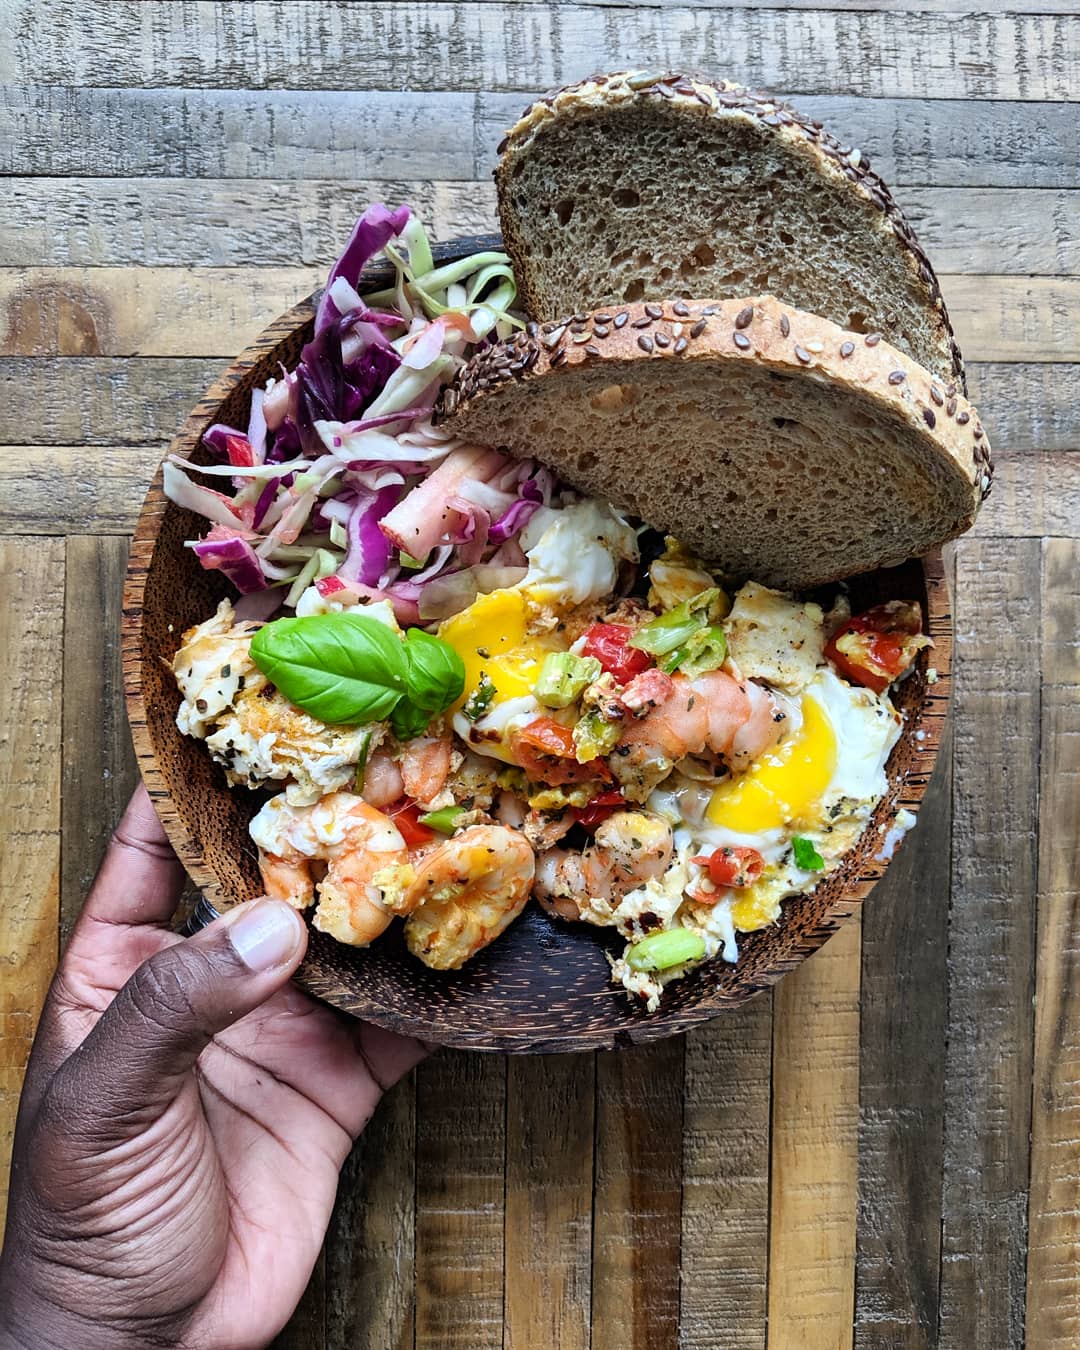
[361,750,404,808]
[400,732,452,804]
[390,825,535,969]
[249,792,409,946]
[611,671,783,800]
[534,810,673,923]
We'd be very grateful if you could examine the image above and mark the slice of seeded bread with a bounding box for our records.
[437,297,990,590]
[495,70,963,387]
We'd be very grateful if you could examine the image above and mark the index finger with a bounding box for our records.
[79,783,187,929]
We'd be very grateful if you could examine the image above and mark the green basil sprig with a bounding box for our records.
[250,612,464,733]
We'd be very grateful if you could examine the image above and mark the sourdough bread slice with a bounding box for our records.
[437,297,990,590]
[495,71,962,387]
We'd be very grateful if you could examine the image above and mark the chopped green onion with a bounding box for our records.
[419,805,467,835]
[463,673,497,722]
[573,711,620,763]
[674,625,728,679]
[534,652,602,709]
[353,731,373,793]
[628,588,720,657]
[792,836,825,871]
[626,928,707,973]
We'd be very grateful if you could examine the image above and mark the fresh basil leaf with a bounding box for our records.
[792,836,825,872]
[402,628,466,712]
[250,612,409,725]
[390,698,432,742]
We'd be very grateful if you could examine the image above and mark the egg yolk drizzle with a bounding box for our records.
[437,589,564,714]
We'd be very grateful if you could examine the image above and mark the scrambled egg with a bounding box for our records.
[172,600,375,805]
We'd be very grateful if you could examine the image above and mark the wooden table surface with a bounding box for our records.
[2,3,1078,1346]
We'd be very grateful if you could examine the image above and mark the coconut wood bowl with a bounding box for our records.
[122,233,952,1053]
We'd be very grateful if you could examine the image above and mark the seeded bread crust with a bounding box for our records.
[437,296,990,589]
[495,69,964,389]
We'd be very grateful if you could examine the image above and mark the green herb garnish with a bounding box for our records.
[792,836,825,872]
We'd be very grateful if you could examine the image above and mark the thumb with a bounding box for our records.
[53,898,308,1137]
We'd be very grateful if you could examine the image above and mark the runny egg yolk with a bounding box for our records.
[437,589,561,713]
[706,694,837,834]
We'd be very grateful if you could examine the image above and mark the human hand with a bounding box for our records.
[0,786,428,1350]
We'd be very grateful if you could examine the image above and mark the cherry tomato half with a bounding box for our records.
[691,846,766,889]
[510,717,612,786]
[580,623,653,684]
[572,788,628,831]
[824,601,926,695]
[385,798,435,848]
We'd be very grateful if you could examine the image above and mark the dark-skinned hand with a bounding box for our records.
[0,786,428,1349]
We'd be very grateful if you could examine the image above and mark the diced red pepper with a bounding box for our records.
[385,798,435,848]
[572,788,627,831]
[691,846,765,889]
[510,717,612,786]
[224,433,256,468]
[824,600,926,695]
[580,623,653,684]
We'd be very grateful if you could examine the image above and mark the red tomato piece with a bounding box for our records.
[580,623,653,683]
[824,601,926,694]
[510,717,612,786]
[385,798,435,848]
[572,788,627,831]
[691,846,765,889]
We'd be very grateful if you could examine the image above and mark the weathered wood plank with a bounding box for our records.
[59,536,139,947]
[4,268,1077,361]
[938,536,1039,1350]
[504,1055,595,1350]
[530,0,1079,10]
[1024,538,1080,1350]
[0,537,64,1231]
[6,86,1079,189]
[325,1075,416,1350]
[0,358,222,446]
[855,727,952,1348]
[1,359,1071,452]
[591,1040,683,1350]
[414,1052,506,1350]
[3,180,1076,276]
[478,93,1080,190]
[0,178,498,268]
[970,450,1080,540]
[767,918,863,1350]
[7,4,1077,100]
[679,999,773,1350]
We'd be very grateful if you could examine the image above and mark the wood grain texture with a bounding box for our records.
[326,1076,416,1350]
[59,536,138,946]
[855,727,952,1347]
[7,4,1077,100]
[4,268,1076,361]
[0,538,64,1230]
[1024,538,1080,1350]
[679,1001,773,1350]
[504,1055,595,1350]
[2,358,1074,455]
[768,918,863,1349]
[591,1040,684,1350]
[6,86,1079,188]
[939,536,1039,1349]
[4,180,1075,276]
[414,1053,506,1349]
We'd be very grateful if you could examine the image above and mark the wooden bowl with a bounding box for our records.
[122,235,951,1053]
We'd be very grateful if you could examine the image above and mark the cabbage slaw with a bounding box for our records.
[165,203,557,626]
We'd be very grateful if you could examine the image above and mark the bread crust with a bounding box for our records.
[494,69,964,388]
[437,296,990,584]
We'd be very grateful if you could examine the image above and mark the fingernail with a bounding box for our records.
[225,899,304,971]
